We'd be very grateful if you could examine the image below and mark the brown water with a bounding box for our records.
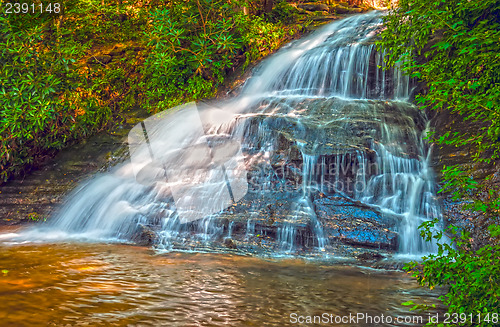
[0,239,440,327]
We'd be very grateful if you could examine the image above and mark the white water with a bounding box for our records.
[11,11,441,257]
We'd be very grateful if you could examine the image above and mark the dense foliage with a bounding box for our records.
[378,0,500,324]
[0,0,150,180]
[141,0,300,112]
[0,4,108,180]
[0,0,301,181]
[404,220,500,326]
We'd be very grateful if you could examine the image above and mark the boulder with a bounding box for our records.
[108,45,126,57]
[309,15,338,22]
[87,55,112,65]
[332,5,363,14]
[357,251,385,261]
[314,196,399,249]
[223,238,237,249]
[298,2,330,12]
[132,224,156,246]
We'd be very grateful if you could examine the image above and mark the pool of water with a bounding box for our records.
[0,228,441,327]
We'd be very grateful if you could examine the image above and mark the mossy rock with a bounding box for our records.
[87,54,112,65]
[108,45,126,57]
[297,2,329,12]
[332,5,363,14]
[309,15,337,21]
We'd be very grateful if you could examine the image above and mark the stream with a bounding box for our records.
[0,230,441,326]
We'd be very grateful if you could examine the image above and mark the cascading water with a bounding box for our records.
[18,11,441,257]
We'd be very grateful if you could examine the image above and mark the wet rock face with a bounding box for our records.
[137,95,428,254]
[243,98,425,156]
[314,197,398,250]
[201,95,428,254]
[165,191,399,253]
[0,108,145,226]
[429,96,500,245]
[170,168,401,252]
[0,134,129,225]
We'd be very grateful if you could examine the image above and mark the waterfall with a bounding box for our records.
[20,11,441,257]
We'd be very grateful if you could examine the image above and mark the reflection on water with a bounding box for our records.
[0,240,440,326]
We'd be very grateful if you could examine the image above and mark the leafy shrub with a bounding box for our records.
[0,1,144,181]
[140,0,299,113]
[378,0,500,164]
[264,1,300,24]
[405,220,500,326]
[0,12,96,180]
[378,0,500,323]
[1,0,302,181]
[236,14,290,68]
[140,1,243,112]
